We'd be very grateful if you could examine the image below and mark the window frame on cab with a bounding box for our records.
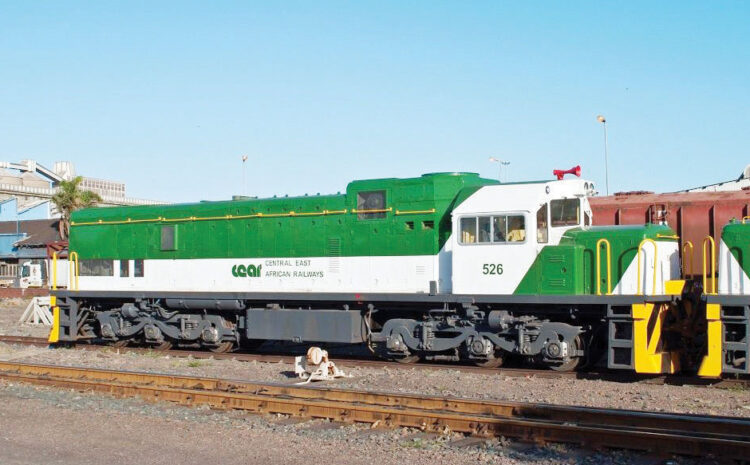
[457,212,528,246]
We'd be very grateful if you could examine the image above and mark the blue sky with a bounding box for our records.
[1,1,748,202]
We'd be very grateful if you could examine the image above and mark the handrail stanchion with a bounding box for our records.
[637,238,659,296]
[68,251,79,291]
[702,236,717,295]
[682,241,694,279]
[596,238,612,295]
[52,252,58,291]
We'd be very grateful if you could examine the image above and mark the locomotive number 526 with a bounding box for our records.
[482,264,503,275]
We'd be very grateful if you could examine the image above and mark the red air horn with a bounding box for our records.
[553,165,582,180]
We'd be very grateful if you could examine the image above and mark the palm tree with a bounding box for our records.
[51,176,102,239]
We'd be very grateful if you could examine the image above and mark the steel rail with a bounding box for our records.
[0,361,749,459]
[1,335,748,388]
[0,335,573,377]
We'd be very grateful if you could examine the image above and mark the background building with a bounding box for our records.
[0,160,167,222]
[0,160,168,287]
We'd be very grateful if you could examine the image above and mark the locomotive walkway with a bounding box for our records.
[0,360,748,460]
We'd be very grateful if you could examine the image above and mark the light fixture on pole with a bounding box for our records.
[488,157,511,183]
[241,155,249,196]
[596,115,609,195]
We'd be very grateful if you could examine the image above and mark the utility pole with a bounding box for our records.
[597,115,609,195]
[241,155,248,196]
[489,157,511,183]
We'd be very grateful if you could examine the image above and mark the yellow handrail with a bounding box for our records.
[702,236,717,295]
[596,238,612,295]
[682,241,694,278]
[395,208,436,215]
[351,207,393,214]
[71,209,352,226]
[637,238,658,296]
[68,251,79,291]
[52,252,58,291]
[656,234,680,240]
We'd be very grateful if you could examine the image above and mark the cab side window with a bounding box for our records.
[492,216,507,242]
[550,199,580,227]
[478,216,492,243]
[505,215,526,242]
[459,214,526,244]
[537,204,548,243]
[460,217,477,244]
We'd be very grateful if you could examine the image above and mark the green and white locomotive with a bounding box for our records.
[697,221,750,376]
[50,172,685,372]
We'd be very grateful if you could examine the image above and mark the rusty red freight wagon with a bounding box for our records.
[590,190,750,281]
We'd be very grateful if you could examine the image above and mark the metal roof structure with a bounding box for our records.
[0,159,168,208]
[679,164,750,193]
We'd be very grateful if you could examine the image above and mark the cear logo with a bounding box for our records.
[232,264,263,278]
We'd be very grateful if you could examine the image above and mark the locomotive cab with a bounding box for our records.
[451,179,595,295]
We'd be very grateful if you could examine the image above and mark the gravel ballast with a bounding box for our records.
[0,380,710,465]
[1,341,749,419]
[1,299,749,419]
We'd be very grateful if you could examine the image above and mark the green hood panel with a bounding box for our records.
[70,173,497,260]
[721,222,750,276]
[514,224,677,295]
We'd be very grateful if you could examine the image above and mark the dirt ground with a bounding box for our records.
[0,299,736,464]
[0,298,52,338]
[0,380,708,465]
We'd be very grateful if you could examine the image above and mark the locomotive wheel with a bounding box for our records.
[548,336,583,372]
[393,354,420,364]
[209,341,235,353]
[473,351,505,368]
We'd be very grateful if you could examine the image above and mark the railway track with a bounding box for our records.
[0,360,748,459]
[0,334,747,388]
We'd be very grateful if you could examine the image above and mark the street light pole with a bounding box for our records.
[597,115,609,195]
[501,160,510,182]
[241,155,248,196]
[488,157,511,183]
